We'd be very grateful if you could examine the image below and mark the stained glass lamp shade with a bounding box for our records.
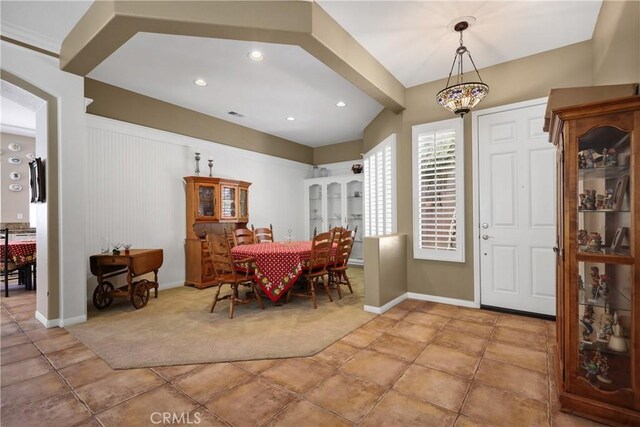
[436,21,489,117]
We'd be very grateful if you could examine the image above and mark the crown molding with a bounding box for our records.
[0,21,61,54]
[0,124,36,137]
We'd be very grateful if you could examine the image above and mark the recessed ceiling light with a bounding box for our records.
[336,101,347,107]
[193,79,208,87]
[248,50,264,61]
[285,116,296,121]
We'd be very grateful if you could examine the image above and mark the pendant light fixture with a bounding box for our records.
[436,20,489,117]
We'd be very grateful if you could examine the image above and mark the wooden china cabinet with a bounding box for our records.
[184,176,250,288]
[549,96,640,425]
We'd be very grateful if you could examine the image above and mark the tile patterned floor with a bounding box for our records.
[0,287,610,426]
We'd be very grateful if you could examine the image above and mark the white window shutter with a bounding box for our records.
[363,134,396,237]
[412,119,464,262]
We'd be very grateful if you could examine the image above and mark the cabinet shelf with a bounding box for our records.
[579,165,629,180]
[579,290,632,312]
[578,209,630,214]
[577,251,633,264]
[580,341,631,359]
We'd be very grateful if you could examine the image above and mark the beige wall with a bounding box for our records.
[85,79,315,165]
[592,0,640,85]
[364,41,594,301]
[364,234,407,307]
[313,139,362,165]
[1,133,35,223]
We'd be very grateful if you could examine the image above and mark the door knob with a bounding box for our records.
[482,234,493,240]
[481,223,489,229]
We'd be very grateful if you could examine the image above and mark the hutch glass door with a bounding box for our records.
[576,125,632,396]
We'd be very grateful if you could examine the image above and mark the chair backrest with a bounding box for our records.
[251,224,274,243]
[234,227,255,246]
[224,228,237,249]
[333,228,354,269]
[307,231,335,272]
[206,233,237,281]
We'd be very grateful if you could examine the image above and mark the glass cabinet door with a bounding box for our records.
[239,187,249,221]
[196,183,217,219]
[575,125,633,396]
[221,185,237,220]
[346,178,364,260]
[327,181,342,229]
[309,183,323,238]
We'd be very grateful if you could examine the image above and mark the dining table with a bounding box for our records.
[1,240,36,265]
[230,241,316,302]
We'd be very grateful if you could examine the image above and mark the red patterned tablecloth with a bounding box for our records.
[1,241,36,265]
[231,241,313,302]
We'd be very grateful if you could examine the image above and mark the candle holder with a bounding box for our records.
[208,159,213,177]
[194,152,201,176]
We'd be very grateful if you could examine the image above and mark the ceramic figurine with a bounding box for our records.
[585,150,595,168]
[579,190,596,210]
[597,313,614,343]
[582,355,598,382]
[578,229,589,246]
[595,194,605,210]
[578,152,587,169]
[581,304,595,342]
[605,148,617,167]
[578,274,584,290]
[598,275,610,301]
[589,266,600,300]
[588,233,602,252]
[603,189,615,210]
[593,351,612,384]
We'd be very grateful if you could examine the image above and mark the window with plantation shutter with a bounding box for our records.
[364,134,396,237]
[412,119,465,262]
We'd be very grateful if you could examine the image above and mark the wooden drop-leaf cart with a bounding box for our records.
[90,249,163,309]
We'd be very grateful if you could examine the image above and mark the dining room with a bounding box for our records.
[1,0,640,426]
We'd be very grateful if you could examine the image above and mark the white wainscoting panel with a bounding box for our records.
[85,115,310,296]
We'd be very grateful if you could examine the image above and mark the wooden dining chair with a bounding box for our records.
[234,227,255,246]
[206,233,264,319]
[328,228,355,299]
[251,224,274,243]
[286,231,335,309]
[224,228,237,249]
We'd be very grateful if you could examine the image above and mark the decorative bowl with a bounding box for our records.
[351,164,363,174]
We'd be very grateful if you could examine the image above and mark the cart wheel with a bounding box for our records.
[131,280,150,309]
[93,281,114,309]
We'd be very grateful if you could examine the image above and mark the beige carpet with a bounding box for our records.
[68,267,374,369]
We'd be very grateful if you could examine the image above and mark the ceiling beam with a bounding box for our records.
[59,0,405,113]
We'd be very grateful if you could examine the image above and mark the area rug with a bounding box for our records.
[67,267,374,369]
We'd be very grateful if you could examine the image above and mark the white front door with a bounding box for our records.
[477,100,556,315]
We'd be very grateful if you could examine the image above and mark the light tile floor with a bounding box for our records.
[1,287,610,426]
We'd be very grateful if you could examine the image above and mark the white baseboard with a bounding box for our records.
[59,315,87,327]
[364,293,408,314]
[35,311,60,328]
[407,292,480,308]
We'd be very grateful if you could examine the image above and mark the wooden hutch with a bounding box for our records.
[548,94,640,425]
[184,176,250,289]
